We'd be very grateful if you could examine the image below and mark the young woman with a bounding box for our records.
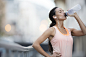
[32,7,86,57]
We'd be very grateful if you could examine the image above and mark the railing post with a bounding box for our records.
[21,51,24,57]
[0,48,6,57]
[8,50,12,57]
[26,51,29,57]
[13,51,20,57]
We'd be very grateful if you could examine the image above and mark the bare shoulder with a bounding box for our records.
[48,27,55,31]
[45,27,55,34]
[42,26,56,38]
[68,28,76,32]
[32,27,55,44]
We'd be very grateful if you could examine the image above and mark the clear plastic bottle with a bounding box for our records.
[65,4,81,16]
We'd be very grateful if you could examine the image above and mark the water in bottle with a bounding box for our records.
[64,4,81,17]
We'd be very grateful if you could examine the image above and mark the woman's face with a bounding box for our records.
[55,8,67,20]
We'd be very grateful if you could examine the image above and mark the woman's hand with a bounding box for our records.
[67,9,78,17]
[67,12,78,17]
[51,52,62,57]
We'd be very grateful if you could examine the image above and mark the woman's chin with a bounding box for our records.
[65,18,67,20]
[63,17,67,20]
[59,18,66,21]
[64,17,67,20]
[58,17,67,21]
[63,16,67,19]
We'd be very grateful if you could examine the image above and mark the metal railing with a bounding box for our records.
[0,41,34,57]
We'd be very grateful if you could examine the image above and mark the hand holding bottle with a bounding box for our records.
[65,4,81,17]
[67,11,78,17]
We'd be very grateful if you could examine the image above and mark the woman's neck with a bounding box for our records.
[55,20,64,29]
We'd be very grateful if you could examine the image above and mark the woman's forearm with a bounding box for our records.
[74,14,86,34]
[32,43,51,57]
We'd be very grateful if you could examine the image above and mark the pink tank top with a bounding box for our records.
[50,26,73,57]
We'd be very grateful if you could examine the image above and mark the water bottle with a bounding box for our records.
[65,4,81,17]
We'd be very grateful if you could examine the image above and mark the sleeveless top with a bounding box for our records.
[50,26,73,57]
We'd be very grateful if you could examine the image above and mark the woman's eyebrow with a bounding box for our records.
[58,10,64,12]
[58,10,61,12]
[59,10,61,11]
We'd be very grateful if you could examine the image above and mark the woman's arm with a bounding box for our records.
[32,27,54,57]
[69,28,86,36]
[68,12,86,36]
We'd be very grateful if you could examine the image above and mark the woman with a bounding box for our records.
[32,7,86,57]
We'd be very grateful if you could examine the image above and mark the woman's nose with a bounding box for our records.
[63,12,65,15]
[63,11,65,13]
[62,11,65,14]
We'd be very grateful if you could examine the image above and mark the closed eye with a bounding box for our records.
[60,11,61,13]
[59,10,64,13]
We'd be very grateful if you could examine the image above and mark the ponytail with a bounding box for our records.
[50,23,56,27]
[48,7,58,54]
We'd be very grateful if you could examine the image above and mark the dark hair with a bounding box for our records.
[48,7,58,54]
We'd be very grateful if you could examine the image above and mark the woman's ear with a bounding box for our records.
[53,15,57,19]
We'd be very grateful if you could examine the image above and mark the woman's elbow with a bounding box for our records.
[32,44,34,47]
[32,43,36,47]
[84,32,86,35]
[84,30,86,35]
[32,42,39,48]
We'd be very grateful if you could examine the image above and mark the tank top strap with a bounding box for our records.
[53,26,61,33]
[53,26,70,36]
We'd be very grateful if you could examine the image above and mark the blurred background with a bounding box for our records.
[0,0,86,57]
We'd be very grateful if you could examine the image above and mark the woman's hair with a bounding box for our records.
[48,7,58,54]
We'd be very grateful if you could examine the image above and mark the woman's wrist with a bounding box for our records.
[74,13,79,19]
[74,14,78,18]
[45,55,51,57]
[74,12,80,18]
